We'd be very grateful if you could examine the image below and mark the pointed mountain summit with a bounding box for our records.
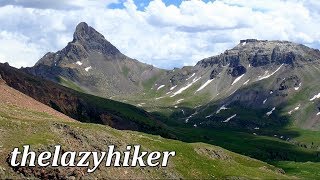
[26,22,162,97]
[72,22,121,56]
[35,22,122,67]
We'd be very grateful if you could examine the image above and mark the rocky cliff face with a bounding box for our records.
[196,39,320,78]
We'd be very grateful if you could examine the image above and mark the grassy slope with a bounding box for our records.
[110,70,320,179]
[57,76,85,93]
[0,104,292,179]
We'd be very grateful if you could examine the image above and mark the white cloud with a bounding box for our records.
[0,31,44,68]
[0,0,119,10]
[0,0,319,69]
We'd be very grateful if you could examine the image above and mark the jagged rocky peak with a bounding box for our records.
[35,22,123,67]
[73,22,101,41]
[72,22,121,56]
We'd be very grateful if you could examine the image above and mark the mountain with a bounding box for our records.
[0,63,172,138]
[25,22,164,97]
[0,73,291,179]
[119,39,320,130]
[25,23,320,131]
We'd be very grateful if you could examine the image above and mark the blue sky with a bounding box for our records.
[109,0,212,10]
[0,0,319,69]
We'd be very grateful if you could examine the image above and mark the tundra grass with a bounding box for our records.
[0,105,292,179]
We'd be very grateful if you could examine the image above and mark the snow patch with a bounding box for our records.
[263,99,267,104]
[229,89,238,96]
[242,42,246,46]
[186,73,195,81]
[176,99,184,104]
[85,66,92,72]
[76,61,82,66]
[205,114,213,119]
[222,114,237,123]
[231,74,245,86]
[170,85,177,91]
[166,91,172,95]
[266,107,276,116]
[196,79,214,92]
[171,77,201,97]
[317,112,320,116]
[155,96,165,100]
[288,104,300,115]
[243,79,250,85]
[193,124,197,128]
[310,93,320,101]
[294,83,302,91]
[216,105,228,114]
[157,85,165,91]
[137,103,146,107]
[185,111,198,123]
[254,127,260,130]
[258,64,284,81]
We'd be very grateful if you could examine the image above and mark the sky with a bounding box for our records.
[0,0,319,69]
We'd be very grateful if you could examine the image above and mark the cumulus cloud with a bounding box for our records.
[0,0,119,10]
[0,0,319,69]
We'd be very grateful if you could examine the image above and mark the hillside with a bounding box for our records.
[0,79,291,179]
[0,63,171,138]
[120,39,320,130]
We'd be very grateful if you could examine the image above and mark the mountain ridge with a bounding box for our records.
[24,22,320,131]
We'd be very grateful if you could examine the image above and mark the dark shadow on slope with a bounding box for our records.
[0,63,175,139]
